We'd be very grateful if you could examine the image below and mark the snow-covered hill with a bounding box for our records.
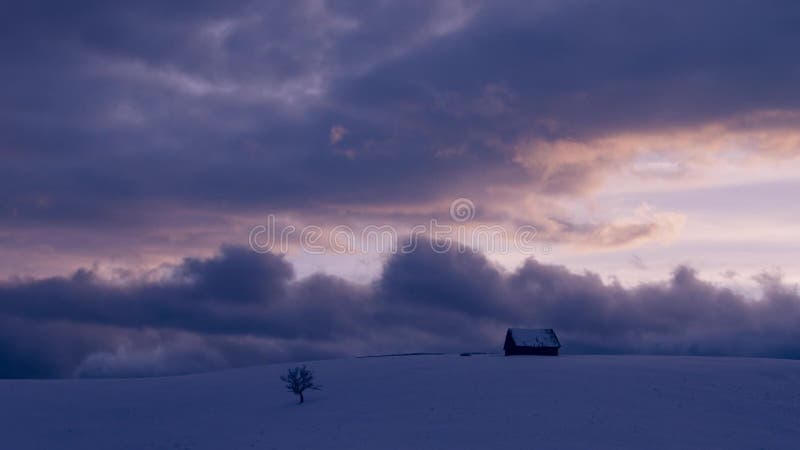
[2,355,799,449]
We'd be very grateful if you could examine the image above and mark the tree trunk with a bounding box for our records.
[299,392,304,404]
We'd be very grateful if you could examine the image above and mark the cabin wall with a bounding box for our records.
[504,346,559,356]
[503,331,515,352]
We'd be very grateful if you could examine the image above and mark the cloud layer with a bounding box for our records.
[3,1,800,377]
[1,244,799,378]
[3,1,800,235]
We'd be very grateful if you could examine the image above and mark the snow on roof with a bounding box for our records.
[508,328,561,348]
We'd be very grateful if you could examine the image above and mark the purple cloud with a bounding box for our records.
[0,243,798,378]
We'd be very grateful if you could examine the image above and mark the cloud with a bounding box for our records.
[545,206,686,249]
[74,334,227,378]
[3,0,800,233]
[3,2,800,376]
[2,1,800,284]
[329,124,348,144]
[1,243,799,378]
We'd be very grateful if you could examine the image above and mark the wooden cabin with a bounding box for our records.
[503,328,561,356]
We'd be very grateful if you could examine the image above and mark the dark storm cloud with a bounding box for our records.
[2,1,800,227]
[1,243,799,378]
[3,1,800,377]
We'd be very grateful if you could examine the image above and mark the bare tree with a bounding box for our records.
[280,365,320,404]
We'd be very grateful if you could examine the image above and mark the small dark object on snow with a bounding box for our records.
[280,365,320,404]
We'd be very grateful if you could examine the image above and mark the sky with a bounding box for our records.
[2,0,800,377]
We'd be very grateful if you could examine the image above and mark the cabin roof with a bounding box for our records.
[508,328,561,348]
